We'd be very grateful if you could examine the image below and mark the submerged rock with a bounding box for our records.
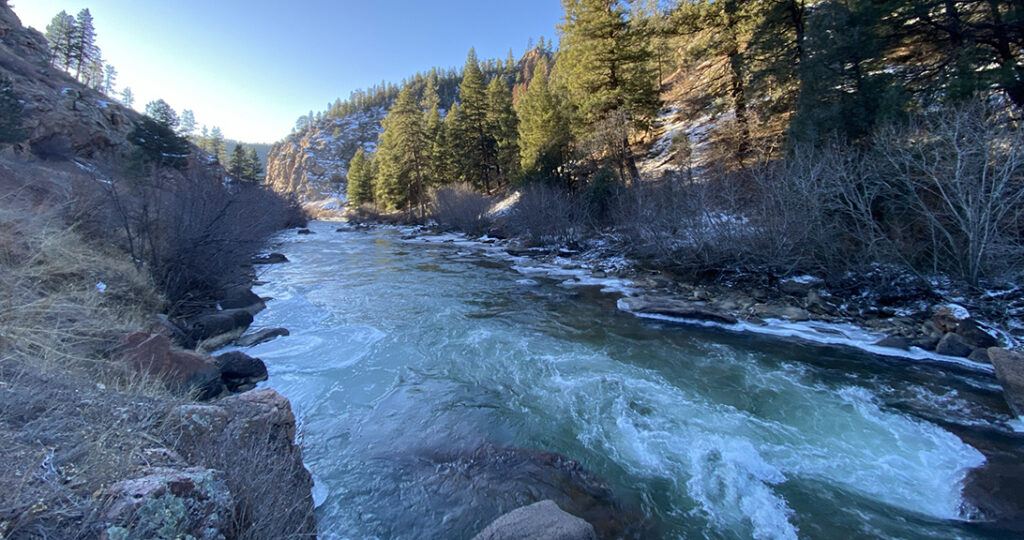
[297,228,315,235]
[406,445,648,539]
[473,500,597,540]
[875,335,913,351]
[988,348,1024,417]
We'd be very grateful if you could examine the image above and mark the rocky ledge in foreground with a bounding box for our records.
[102,388,316,539]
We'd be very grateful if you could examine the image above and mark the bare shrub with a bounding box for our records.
[873,102,1024,284]
[430,183,493,235]
[506,183,592,246]
[613,174,757,274]
[70,166,305,314]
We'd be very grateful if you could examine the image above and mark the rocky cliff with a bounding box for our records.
[266,107,385,200]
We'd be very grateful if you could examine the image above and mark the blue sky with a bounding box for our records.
[12,1,564,142]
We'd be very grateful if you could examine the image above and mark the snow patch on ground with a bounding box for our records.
[488,191,521,218]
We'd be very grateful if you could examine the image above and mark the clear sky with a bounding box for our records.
[11,0,564,143]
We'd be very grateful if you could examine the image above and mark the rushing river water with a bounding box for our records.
[233,221,1022,539]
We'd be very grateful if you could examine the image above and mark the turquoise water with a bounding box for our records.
[235,222,1020,539]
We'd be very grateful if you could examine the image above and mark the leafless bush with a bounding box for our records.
[613,102,1023,285]
[71,168,304,314]
[506,183,592,246]
[873,102,1024,284]
[613,174,758,273]
[430,183,493,235]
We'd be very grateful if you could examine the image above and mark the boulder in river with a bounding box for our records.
[955,318,998,349]
[253,253,288,265]
[188,309,254,343]
[236,327,290,347]
[472,500,597,540]
[297,228,315,235]
[218,285,265,314]
[988,348,1024,417]
[214,351,268,392]
[620,296,738,325]
[405,445,649,538]
[935,332,974,357]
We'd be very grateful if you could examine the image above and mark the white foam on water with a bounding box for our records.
[520,349,986,539]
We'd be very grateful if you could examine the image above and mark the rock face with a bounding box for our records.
[265,108,385,201]
[120,332,224,400]
[473,500,597,540]
[0,6,136,162]
[102,467,233,540]
[988,348,1024,416]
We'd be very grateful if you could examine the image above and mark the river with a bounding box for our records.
[232,221,1022,539]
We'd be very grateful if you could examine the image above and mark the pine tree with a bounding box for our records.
[244,147,263,182]
[558,0,659,183]
[144,99,179,130]
[454,49,497,192]
[0,75,26,144]
[374,86,429,213]
[121,87,134,108]
[422,75,447,185]
[179,110,197,138]
[209,127,227,163]
[228,143,248,179]
[346,147,375,205]
[486,76,520,186]
[102,63,117,95]
[516,58,571,183]
[72,9,99,82]
[790,0,904,143]
[44,11,76,70]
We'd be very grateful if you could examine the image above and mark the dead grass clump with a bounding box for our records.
[0,204,162,374]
